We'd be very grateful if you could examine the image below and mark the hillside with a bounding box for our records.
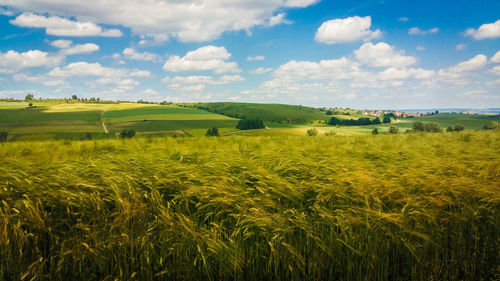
[193,102,331,124]
[0,131,499,280]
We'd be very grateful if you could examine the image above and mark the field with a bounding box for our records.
[0,102,239,140]
[1,131,499,280]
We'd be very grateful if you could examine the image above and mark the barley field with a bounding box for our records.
[0,131,499,280]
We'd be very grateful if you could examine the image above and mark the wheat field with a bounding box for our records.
[0,131,499,280]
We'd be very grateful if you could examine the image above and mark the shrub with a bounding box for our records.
[324,131,336,136]
[389,126,399,134]
[0,131,7,143]
[306,128,318,136]
[120,129,136,138]
[413,121,425,132]
[446,126,453,132]
[383,116,391,123]
[372,128,379,135]
[206,127,220,136]
[81,132,92,141]
[424,122,442,133]
[453,124,465,132]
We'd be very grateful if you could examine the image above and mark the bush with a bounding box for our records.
[372,128,379,135]
[383,116,391,123]
[413,121,425,132]
[446,126,454,132]
[424,122,442,133]
[389,126,399,134]
[324,131,336,136]
[453,124,465,132]
[306,128,318,136]
[120,129,136,138]
[0,131,7,142]
[81,132,92,141]
[205,127,220,136]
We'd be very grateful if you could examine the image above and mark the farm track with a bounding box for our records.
[220,127,270,136]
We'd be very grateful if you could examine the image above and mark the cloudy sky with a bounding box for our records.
[0,0,499,109]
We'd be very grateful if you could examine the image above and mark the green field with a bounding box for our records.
[0,131,498,280]
[0,102,239,139]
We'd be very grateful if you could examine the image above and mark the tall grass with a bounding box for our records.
[0,131,499,280]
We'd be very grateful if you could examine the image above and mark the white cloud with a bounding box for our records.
[250,67,273,74]
[247,55,265,61]
[163,74,244,85]
[10,12,122,37]
[416,46,426,51]
[268,13,292,26]
[398,17,409,22]
[123,48,161,62]
[408,27,439,35]
[378,68,435,80]
[48,62,128,78]
[447,54,487,73]
[163,45,240,74]
[51,39,73,49]
[0,49,62,72]
[465,20,500,40]
[491,65,500,76]
[456,44,466,51]
[88,78,139,93]
[491,50,500,63]
[315,16,382,44]
[60,43,99,55]
[130,69,152,78]
[1,0,317,42]
[354,42,417,68]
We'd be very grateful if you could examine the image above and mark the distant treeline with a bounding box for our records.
[328,116,386,126]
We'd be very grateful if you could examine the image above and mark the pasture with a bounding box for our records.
[0,131,498,280]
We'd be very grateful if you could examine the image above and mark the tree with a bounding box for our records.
[25,94,34,101]
[453,124,465,132]
[424,122,442,133]
[325,110,333,115]
[306,128,318,136]
[372,128,379,135]
[372,117,381,125]
[328,117,341,125]
[205,127,220,136]
[72,95,78,100]
[0,131,7,143]
[28,103,33,108]
[120,129,136,138]
[236,118,265,130]
[389,126,399,134]
[413,121,425,132]
[446,126,453,132]
[383,116,391,124]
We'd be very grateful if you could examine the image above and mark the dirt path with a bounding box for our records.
[100,113,109,134]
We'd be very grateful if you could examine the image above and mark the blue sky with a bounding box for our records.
[0,0,499,109]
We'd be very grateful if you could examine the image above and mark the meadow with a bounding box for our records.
[0,130,499,280]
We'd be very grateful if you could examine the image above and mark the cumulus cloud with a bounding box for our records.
[378,68,435,80]
[465,20,500,40]
[491,65,500,76]
[48,62,128,78]
[408,27,439,35]
[354,42,417,68]
[268,13,292,26]
[163,45,240,74]
[0,49,62,72]
[416,46,426,51]
[315,16,382,44]
[163,75,244,85]
[446,54,487,73]
[491,50,500,63]
[247,55,265,61]
[51,39,73,49]
[10,12,122,37]
[0,7,13,16]
[456,44,466,51]
[250,67,273,74]
[1,0,317,42]
[398,17,409,22]
[60,43,99,55]
[123,48,161,62]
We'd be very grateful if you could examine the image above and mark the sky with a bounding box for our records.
[0,0,499,109]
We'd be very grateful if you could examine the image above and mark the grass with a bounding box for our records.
[0,130,499,280]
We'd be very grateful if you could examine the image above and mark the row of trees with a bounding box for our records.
[328,117,384,126]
